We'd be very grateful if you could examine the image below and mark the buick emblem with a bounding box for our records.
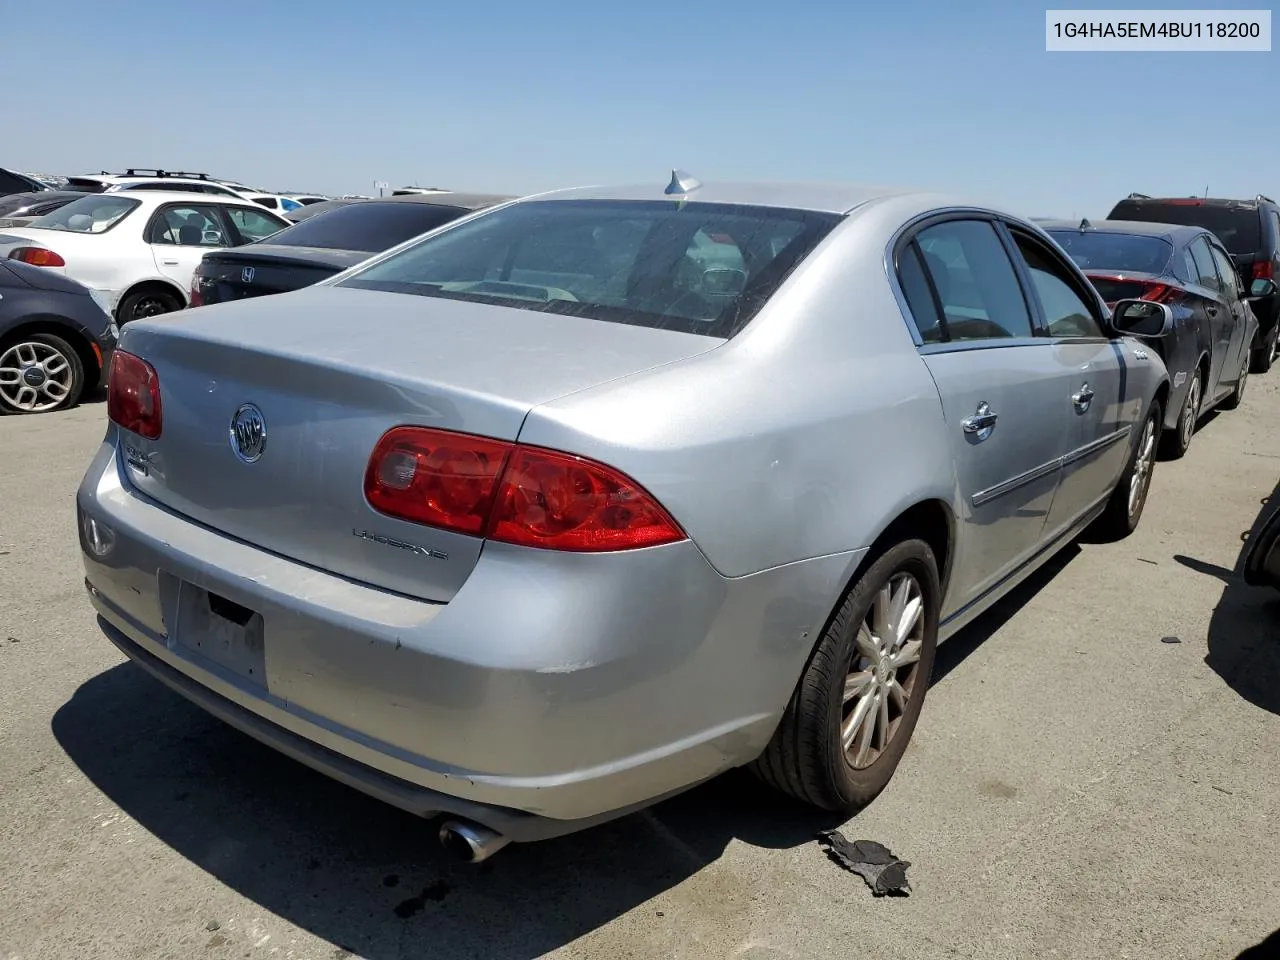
[229,403,267,463]
[241,266,255,283]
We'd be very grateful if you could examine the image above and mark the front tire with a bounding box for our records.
[1161,370,1200,460]
[1095,398,1161,539]
[0,332,85,415]
[753,539,940,813]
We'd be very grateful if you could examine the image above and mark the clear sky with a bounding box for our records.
[6,0,1276,218]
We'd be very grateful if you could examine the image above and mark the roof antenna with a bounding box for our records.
[665,169,702,196]
[1078,217,1092,232]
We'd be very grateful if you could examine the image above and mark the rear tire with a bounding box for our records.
[0,331,85,415]
[117,288,181,326]
[752,539,940,813]
[1160,371,1200,460]
[1095,399,1160,539]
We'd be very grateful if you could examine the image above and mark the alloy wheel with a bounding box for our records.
[0,340,75,413]
[1128,414,1156,518]
[1181,375,1201,450]
[841,572,925,769]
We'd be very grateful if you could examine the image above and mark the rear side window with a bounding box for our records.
[0,170,31,195]
[268,202,471,252]
[911,220,1034,341]
[339,199,841,338]
[1109,200,1262,256]
[897,244,945,343]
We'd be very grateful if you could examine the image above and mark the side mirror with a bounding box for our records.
[1250,277,1278,298]
[1112,299,1172,338]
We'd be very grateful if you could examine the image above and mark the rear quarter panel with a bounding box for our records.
[519,197,957,582]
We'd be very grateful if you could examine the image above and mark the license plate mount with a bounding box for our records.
[173,581,266,688]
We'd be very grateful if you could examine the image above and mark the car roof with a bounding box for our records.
[380,192,514,210]
[1114,195,1273,211]
[1039,218,1206,240]
[63,188,268,207]
[521,179,927,214]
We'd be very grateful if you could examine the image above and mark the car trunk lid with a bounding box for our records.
[197,245,369,303]
[115,286,720,602]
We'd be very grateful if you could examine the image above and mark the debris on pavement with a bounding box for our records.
[816,831,911,896]
[1160,636,1182,644]
[1211,785,1234,796]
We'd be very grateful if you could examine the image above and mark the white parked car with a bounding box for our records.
[0,191,288,324]
[65,170,257,202]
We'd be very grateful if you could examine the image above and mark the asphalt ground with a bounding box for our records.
[3,379,1279,960]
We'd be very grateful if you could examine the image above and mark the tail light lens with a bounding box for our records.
[9,246,65,267]
[107,350,162,439]
[1254,260,1275,281]
[189,274,204,307]
[364,427,686,552]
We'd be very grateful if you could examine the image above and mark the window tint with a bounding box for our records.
[1180,245,1199,284]
[263,201,470,252]
[1209,243,1240,299]
[1188,237,1220,291]
[897,243,945,343]
[339,199,840,338]
[913,220,1033,341]
[251,196,280,209]
[1045,230,1172,274]
[30,195,138,233]
[1013,233,1104,338]
[224,206,285,242]
[148,205,227,246]
[0,170,31,194]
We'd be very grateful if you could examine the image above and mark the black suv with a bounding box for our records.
[1107,194,1280,373]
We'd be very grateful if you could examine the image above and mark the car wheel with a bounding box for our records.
[1250,327,1277,374]
[1095,398,1161,539]
[1161,371,1200,460]
[1222,343,1251,411]
[118,289,181,325]
[753,538,939,812]
[0,332,85,415]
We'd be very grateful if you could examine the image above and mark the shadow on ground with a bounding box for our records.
[1236,928,1280,958]
[51,546,1081,959]
[1173,474,1280,717]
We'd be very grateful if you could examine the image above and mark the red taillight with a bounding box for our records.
[1139,283,1178,304]
[1254,260,1275,281]
[107,350,162,439]
[363,427,686,552]
[189,275,204,307]
[9,246,65,267]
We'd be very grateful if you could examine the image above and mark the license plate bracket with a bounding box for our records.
[172,580,266,688]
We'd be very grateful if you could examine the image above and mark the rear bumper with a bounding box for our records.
[77,435,859,828]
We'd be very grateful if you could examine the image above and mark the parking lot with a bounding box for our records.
[2,378,1280,960]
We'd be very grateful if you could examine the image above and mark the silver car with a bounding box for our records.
[78,174,1171,860]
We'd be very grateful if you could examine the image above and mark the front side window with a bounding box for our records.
[910,219,1034,341]
[28,195,138,233]
[338,199,841,338]
[1012,232,1105,338]
[224,206,285,243]
[147,205,227,246]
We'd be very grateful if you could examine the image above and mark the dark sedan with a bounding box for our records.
[0,260,116,414]
[190,193,513,306]
[1044,219,1267,458]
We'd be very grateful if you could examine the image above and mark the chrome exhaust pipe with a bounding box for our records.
[438,819,511,863]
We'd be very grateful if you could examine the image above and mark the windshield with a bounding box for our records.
[1108,201,1262,255]
[266,201,470,252]
[338,199,841,338]
[28,195,138,233]
[1047,230,1174,274]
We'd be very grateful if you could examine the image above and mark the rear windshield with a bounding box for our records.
[28,195,138,233]
[1046,230,1173,275]
[63,177,110,194]
[1108,201,1261,255]
[339,199,841,338]
[266,201,469,252]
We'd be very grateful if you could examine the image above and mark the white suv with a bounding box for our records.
[64,169,257,201]
[0,189,289,324]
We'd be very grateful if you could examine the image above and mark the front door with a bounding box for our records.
[1208,238,1250,399]
[899,218,1073,614]
[146,203,230,296]
[1004,226,1134,537]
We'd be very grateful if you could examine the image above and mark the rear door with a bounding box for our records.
[898,217,1071,611]
[1186,235,1229,393]
[146,202,232,294]
[1006,225,1131,538]
[1207,237,1251,394]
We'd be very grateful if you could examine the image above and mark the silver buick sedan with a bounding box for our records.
[78,174,1171,860]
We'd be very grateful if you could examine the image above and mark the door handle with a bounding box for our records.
[1207,305,1219,316]
[961,402,998,440]
[161,259,179,266]
[1072,384,1094,412]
